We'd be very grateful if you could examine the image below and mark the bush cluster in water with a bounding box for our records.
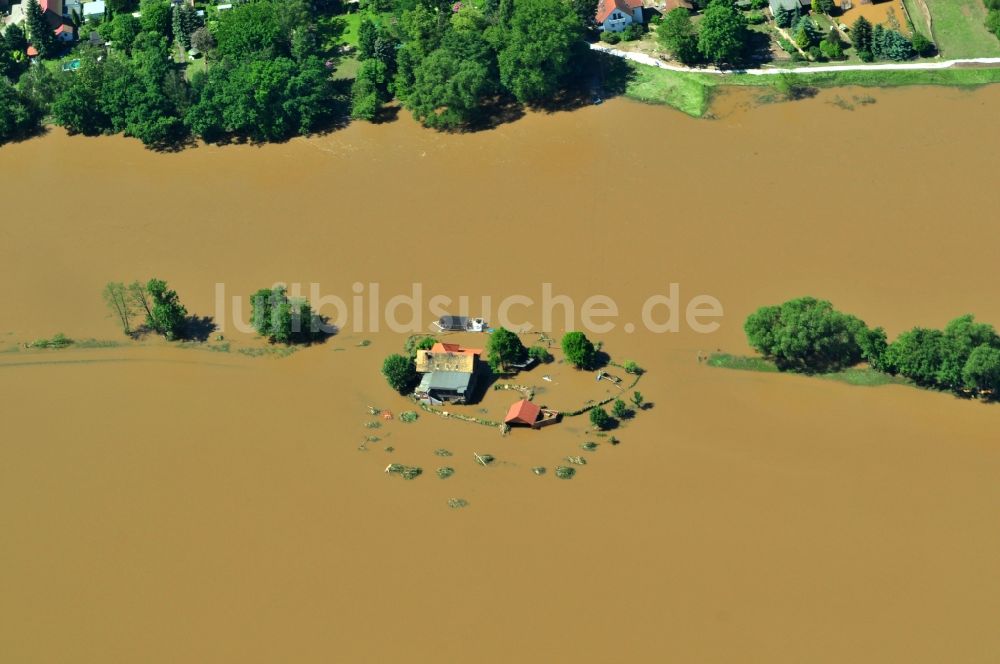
[745,297,1000,397]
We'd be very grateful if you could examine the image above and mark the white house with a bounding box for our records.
[82,0,105,21]
[596,0,643,33]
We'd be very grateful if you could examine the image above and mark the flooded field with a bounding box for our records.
[836,0,910,34]
[2,86,1000,662]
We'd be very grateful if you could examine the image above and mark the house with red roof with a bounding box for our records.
[413,343,485,405]
[596,0,644,33]
[504,398,560,430]
[27,0,76,43]
[429,342,483,357]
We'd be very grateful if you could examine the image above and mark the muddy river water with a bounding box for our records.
[2,86,999,662]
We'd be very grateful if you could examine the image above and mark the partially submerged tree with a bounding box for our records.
[487,327,527,372]
[250,285,321,344]
[528,345,553,364]
[962,345,1000,396]
[382,353,418,393]
[103,282,134,335]
[744,297,884,373]
[146,278,188,340]
[589,406,612,430]
[883,315,1000,393]
[623,360,643,375]
[561,331,596,369]
[128,280,152,321]
[611,399,630,419]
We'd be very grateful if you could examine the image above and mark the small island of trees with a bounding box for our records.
[103,278,189,339]
[731,296,1000,400]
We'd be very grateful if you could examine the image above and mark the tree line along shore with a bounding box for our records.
[3,0,1000,147]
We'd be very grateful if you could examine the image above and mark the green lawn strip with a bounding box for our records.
[918,0,1000,58]
[706,353,779,373]
[816,367,911,387]
[707,353,910,388]
[624,63,1000,117]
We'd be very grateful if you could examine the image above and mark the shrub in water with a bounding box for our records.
[555,466,576,479]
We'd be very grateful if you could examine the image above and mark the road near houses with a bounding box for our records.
[590,42,1000,76]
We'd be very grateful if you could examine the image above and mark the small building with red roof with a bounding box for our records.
[596,0,644,33]
[504,399,560,430]
[430,342,483,357]
[505,399,541,427]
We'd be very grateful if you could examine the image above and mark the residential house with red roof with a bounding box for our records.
[34,0,75,42]
[596,0,644,33]
[414,344,484,405]
[504,398,560,429]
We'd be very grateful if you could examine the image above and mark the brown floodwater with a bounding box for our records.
[2,87,1000,663]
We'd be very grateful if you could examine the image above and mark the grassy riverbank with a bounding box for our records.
[625,63,1000,117]
[707,353,910,388]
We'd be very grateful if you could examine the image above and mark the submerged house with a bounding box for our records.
[415,345,482,404]
[504,399,560,429]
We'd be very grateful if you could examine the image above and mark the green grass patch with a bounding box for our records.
[28,333,74,349]
[184,56,207,82]
[237,345,299,358]
[17,334,121,351]
[817,367,912,387]
[708,354,911,388]
[707,353,780,372]
[625,65,718,117]
[319,11,361,53]
[73,338,121,349]
[333,56,360,80]
[918,0,1000,58]
[179,340,231,353]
